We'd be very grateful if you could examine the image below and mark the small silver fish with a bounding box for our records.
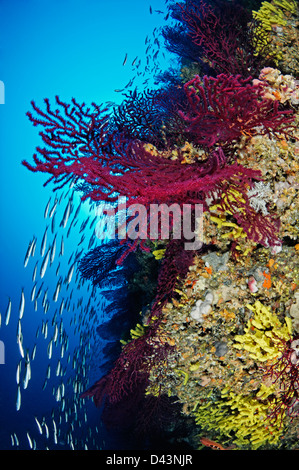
[53,279,62,303]
[50,234,57,266]
[49,197,58,219]
[60,236,64,257]
[40,226,48,257]
[16,385,21,411]
[47,339,53,359]
[43,421,49,439]
[31,282,37,302]
[23,360,31,390]
[16,360,21,385]
[26,432,33,449]
[5,298,11,326]
[31,344,37,361]
[32,261,38,282]
[60,200,72,229]
[24,240,34,268]
[35,417,43,435]
[40,248,50,279]
[44,197,51,218]
[65,262,75,286]
[53,324,59,344]
[19,289,25,319]
[17,336,24,358]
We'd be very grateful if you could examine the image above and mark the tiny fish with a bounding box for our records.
[43,421,49,439]
[56,386,61,402]
[13,433,19,446]
[60,200,72,229]
[59,298,65,316]
[53,279,62,302]
[56,360,61,376]
[60,236,64,257]
[42,378,47,391]
[32,261,38,282]
[19,288,25,319]
[47,339,53,360]
[53,323,59,343]
[40,247,50,279]
[56,262,60,277]
[131,56,138,66]
[31,344,37,361]
[24,240,34,268]
[16,385,21,411]
[65,261,75,286]
[23,360,31,390]
[26,432,33,449]
[5,298,11,326]
[122,53,128,66]
[16,319,22,341]
[40,226,48,257]
[16,360,21,385]
[31,237,37,257]
[49,197,58,219]
[42,289,48,309]
[44,197,51,218]
[31,282,37,302]
[35,417,43,435]
[17,336,24,358]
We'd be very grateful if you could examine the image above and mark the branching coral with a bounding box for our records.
[177,0,277,77]
[253,0,297,31]
[232,301,299,430]
[206,183,281,250]
[23,96,284,253]
[81,238,195,407]
[234,300,292,362]
[252,0,299,70]
[112,86,187,149]
[263,336,299,424]
[23,0,299,449]
[194,386,285,449]
[247,181,273,215]
[179,73,296,149]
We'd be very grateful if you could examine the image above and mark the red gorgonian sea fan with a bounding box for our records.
[22,95,282,251]
[177,0,277,77]
[263,337,299,426]
[179,74,296,148]
[81,238,195,407]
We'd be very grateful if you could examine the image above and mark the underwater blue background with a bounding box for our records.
[0,0,173,450]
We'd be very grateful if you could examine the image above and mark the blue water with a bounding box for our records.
[0,0,173,450]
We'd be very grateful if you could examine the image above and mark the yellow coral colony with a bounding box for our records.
[234,300,292,362]
[253,0,297,32]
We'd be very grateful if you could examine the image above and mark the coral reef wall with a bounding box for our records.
[24,0,299,450]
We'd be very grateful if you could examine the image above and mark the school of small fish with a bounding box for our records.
[0,4,173,450]
[114,3,171,95]
[2,185,108,450]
